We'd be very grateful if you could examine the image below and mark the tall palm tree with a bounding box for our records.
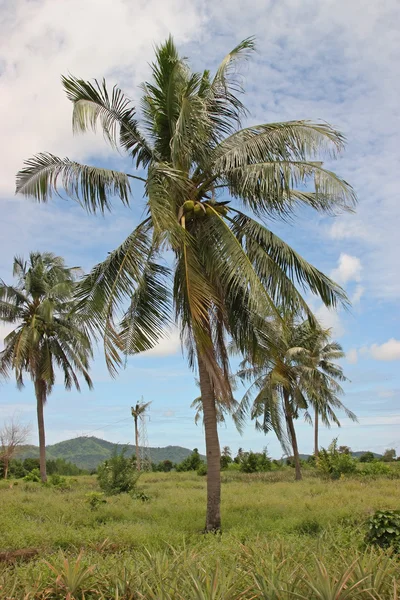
[131,399,151,471]
[0,253,93,482]
[297,329,357,457]
[16,37,355,529]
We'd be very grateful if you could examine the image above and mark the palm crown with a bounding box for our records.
[16,36,355,527]
[0,252,92,392]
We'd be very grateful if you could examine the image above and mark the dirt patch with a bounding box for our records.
[0,548,39,564]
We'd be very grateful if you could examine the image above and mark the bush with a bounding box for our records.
[294,517,323,536]
[359,451,376,463]
[97,448,139,495]
[23,468,41,482]
[132,490,151,502]
[366,509,400,550]
[197,462,207,476]
[360,462,391,477]
[175,449,202,472]
[317,438,357,479]
[240,451,272,473]
[85,492,106,510]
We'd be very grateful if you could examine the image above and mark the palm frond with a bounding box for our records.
[62,75,153,166]
[120,260,172,354]
[224,160,356,216]
[76,219,154,374]
[16,153,131,213]
[230,212,349,309]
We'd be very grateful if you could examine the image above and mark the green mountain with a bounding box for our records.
[18,436,204,471]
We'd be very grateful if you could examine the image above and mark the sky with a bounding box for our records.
[0,0,399,459]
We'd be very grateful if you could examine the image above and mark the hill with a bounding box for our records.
[18,436,204,471]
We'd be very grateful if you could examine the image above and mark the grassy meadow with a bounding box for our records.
[1,470,400,598]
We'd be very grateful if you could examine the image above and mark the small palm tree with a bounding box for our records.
[16,38,354,528]
[131,399,151,471]
[238,317,355,480]
[297,329,357,456]
[0,253,93,482]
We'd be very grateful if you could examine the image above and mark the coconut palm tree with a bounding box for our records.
[238,317,355,480]
[297,329,357,457]
[131,399,151,471]
[0,253,93,482]
[16,37,355,528]
[238,314,308,480]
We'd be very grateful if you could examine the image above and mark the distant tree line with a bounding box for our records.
[0,457,87,479]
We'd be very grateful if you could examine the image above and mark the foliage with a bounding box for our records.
[366,509,400,551]
[47,457,87,476]
[23,468,41,482]
[97,448,139,495]
[240,451,272,473]
[383,449,397,462]
[359,451,376,463]
[360,462,391,477]
[18,436,203,470]
[197,462,208,476]
[175,448,203,472]
[131,490,151,502]
[220,454,232,470]
[85,491,107,510]
[316,438,357,479]
[23,457,41,472]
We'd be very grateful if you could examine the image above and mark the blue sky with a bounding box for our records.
[0,0,399,458]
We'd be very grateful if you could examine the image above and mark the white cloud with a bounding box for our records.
[351,285,364,305]
[0,0,203,196]
[369,339,400,361]
[143,328,181,357]
[349,339,400,362]
[0,323,15,350]
[315,304,345,338]
[331,254,362,285]
[346,348,358,364]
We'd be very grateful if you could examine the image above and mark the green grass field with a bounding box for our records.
[1,471,399,598]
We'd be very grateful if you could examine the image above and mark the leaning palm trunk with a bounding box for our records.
[283,390,302,481]
[35,380,47,483]
[197,352,221,531]
[314,407,319,457]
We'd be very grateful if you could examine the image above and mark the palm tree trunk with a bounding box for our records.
[283,390,302,481]
[135,415,140,472]
[35,380,47,483]
[314,407,319,457]
[197,352,221,532]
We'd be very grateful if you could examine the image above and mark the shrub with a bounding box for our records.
[197,462,207,476]
[175,449,202,472]
[294,517,322,536]
[85,492,106,510]
[97,448,139,495]
[49,473,68,487]
[240,451,272,473]
[317,438,357,479]
[360,462,391,477]
[359,451,376,463]
[366,509,400,550]
[23,468,41,482]
[132,490,151,502]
